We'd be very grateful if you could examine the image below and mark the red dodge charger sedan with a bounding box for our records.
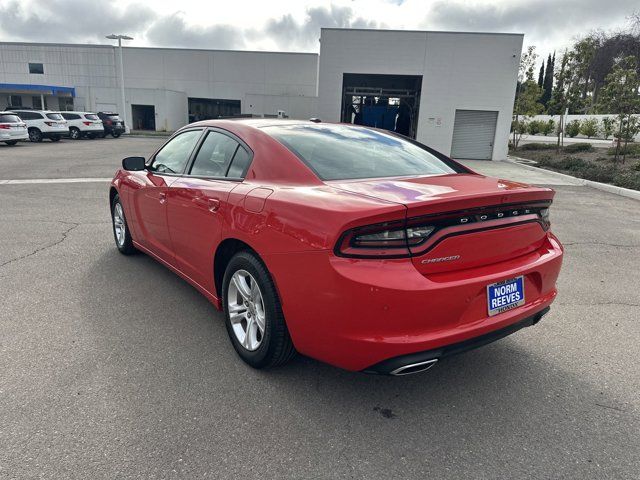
[110,119,563,375]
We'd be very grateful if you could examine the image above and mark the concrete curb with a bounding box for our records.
[506,156,640,201]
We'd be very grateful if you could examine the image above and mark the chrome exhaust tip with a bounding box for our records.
[389,358,438,376]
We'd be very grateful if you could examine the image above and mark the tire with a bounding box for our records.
[69,127,81,140]
[222,251,296,369]
[4,140,18,146]
[28,128,42,142]
[50,135,61,142]
[112,132,121,138]
[111,194,136,255]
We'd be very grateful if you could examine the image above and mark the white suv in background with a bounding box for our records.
[61,111,104,140]
[7,109,69,142]
[0,112,28,145]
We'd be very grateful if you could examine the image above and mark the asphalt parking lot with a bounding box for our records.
[1,137,639,479]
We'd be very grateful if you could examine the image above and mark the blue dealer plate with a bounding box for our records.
[487,276,525,316]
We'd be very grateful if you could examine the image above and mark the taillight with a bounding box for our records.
[336,202,552,258]
[104,119,112,125]
[0,123,11,129]
[83,121,92,126]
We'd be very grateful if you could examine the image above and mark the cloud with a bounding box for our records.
[424,0,638,52]
[144,12,244,49]
[0,0,157,43]
[265,5,380,50]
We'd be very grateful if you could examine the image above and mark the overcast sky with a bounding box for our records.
[0,0,637,60]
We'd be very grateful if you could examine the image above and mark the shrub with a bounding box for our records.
[606,144,640,156]
[579,118,599,138]
[520,142,557,150]
[565,120,581,138]
[601,117,616,139]
[541,119,555,136]
[613,172,640,190]
[527,120,543,135]
[563,143,594,153]
[555,156,590,171]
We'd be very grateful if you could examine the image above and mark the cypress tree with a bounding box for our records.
[542,53,554,106]
[538,60,545,87]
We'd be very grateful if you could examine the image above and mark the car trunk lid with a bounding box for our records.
[329,173,554,273]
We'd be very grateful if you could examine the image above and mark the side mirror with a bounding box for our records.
[122,156,146,171]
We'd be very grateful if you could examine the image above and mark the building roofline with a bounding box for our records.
[0,41,318,56]
[320,27,524,37]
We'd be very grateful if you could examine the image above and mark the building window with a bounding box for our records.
[9,95,22,107]
[28,63,44,74]
[59,97,74,111]
[32,96,44,109]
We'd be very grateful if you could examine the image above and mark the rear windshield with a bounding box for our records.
[263,124,458,181]
[105,114,121,120]
[0,114,21,123]
[46,113,64,120]
[85,114,99,120]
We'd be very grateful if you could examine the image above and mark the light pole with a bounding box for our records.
[106,34,133,134]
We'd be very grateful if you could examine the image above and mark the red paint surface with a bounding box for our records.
[112,120,563,371]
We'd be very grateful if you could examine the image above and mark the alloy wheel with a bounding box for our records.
[227,270,266,351]
[113,203,126,247]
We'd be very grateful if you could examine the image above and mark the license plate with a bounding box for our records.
[487,276,525,316]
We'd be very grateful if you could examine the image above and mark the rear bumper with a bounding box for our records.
[264,233,563,372]
[363,306,550,374]
[0,132,28,141]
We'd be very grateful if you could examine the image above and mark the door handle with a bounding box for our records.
[158,192,167,204]
[208,198,220,212]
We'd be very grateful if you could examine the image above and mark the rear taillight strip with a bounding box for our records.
[335,201,552,258]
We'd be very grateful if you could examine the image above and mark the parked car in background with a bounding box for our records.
[97,112,125,138]
[61,111,104,139]
[109,120,564,375]
[0,112,28,145]
[7,109,69,142]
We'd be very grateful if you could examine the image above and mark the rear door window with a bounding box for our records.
[189,131,239,177]
[0,114,21,123]
[227,145,252,178]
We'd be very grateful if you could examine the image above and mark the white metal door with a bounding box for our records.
[451,110,498,160]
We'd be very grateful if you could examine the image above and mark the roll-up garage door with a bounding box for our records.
[450,110,498,160]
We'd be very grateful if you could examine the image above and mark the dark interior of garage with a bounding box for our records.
[188,98,241,122]
[131,104,156,130]
[340,73,422,138]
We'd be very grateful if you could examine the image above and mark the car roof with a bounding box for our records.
[62,111,98,115]
[8,109,61,114]
[189,118,323,129]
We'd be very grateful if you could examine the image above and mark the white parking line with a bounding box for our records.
[0,178,111,185]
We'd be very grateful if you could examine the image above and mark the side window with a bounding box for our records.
[151,130,202,174]
[190,131,239,177]
[227,145,252,178]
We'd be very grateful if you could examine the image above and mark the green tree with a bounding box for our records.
[580,118,599,138]
[566,120,582,137]
[528,120,542,135]
[512,46,544,148]
[538,60,545,87]
[541,119,555,135]
[597,56,640,162]
[541,53,555,106]
[601,116,616,139]
[548,51,571,151]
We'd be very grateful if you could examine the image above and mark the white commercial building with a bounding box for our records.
[0,28,522,160]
